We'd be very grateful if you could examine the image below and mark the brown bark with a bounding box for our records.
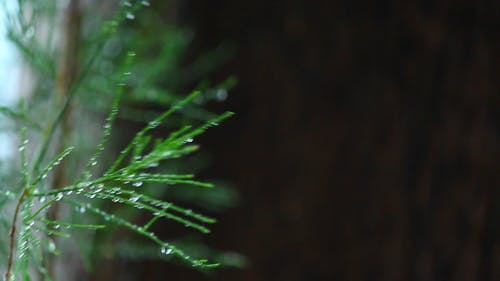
[49,0,81,278]
[157,1,499,281]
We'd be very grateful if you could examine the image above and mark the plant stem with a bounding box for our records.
[5,189,29,281]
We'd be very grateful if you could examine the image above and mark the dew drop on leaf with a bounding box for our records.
[149,120,160,128]
[48,240,56,253]
[26,221,34,229]
[146,162,159,168]
[161,247,173,255]
[125,12,135,20]
[216,89,228,101]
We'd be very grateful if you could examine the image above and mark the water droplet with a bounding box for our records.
[216,89,228,101]
[149,120,160,128]
[95,184,104,192]
[130,195,141,202]
[161,151,172,157]
[123,1,132,7]
[161,247,173,255]
[125,12,135,20]
[91,161,97,166]
[185,138,194,143]
[48,240,56,252]
[141,0,150,6]
[55,193,63,201]
[146,162,159,168]
[132,181,143,187]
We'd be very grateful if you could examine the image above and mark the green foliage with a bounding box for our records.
[0,0,237,280]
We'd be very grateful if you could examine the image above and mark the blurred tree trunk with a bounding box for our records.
[50,0,81,279]
[176,1,500,281]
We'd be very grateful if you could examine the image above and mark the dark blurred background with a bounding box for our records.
[138,1,499,280]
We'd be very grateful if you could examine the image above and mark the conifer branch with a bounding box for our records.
[1,1,235,278]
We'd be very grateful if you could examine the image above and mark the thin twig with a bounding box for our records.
[5,189,29,281]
